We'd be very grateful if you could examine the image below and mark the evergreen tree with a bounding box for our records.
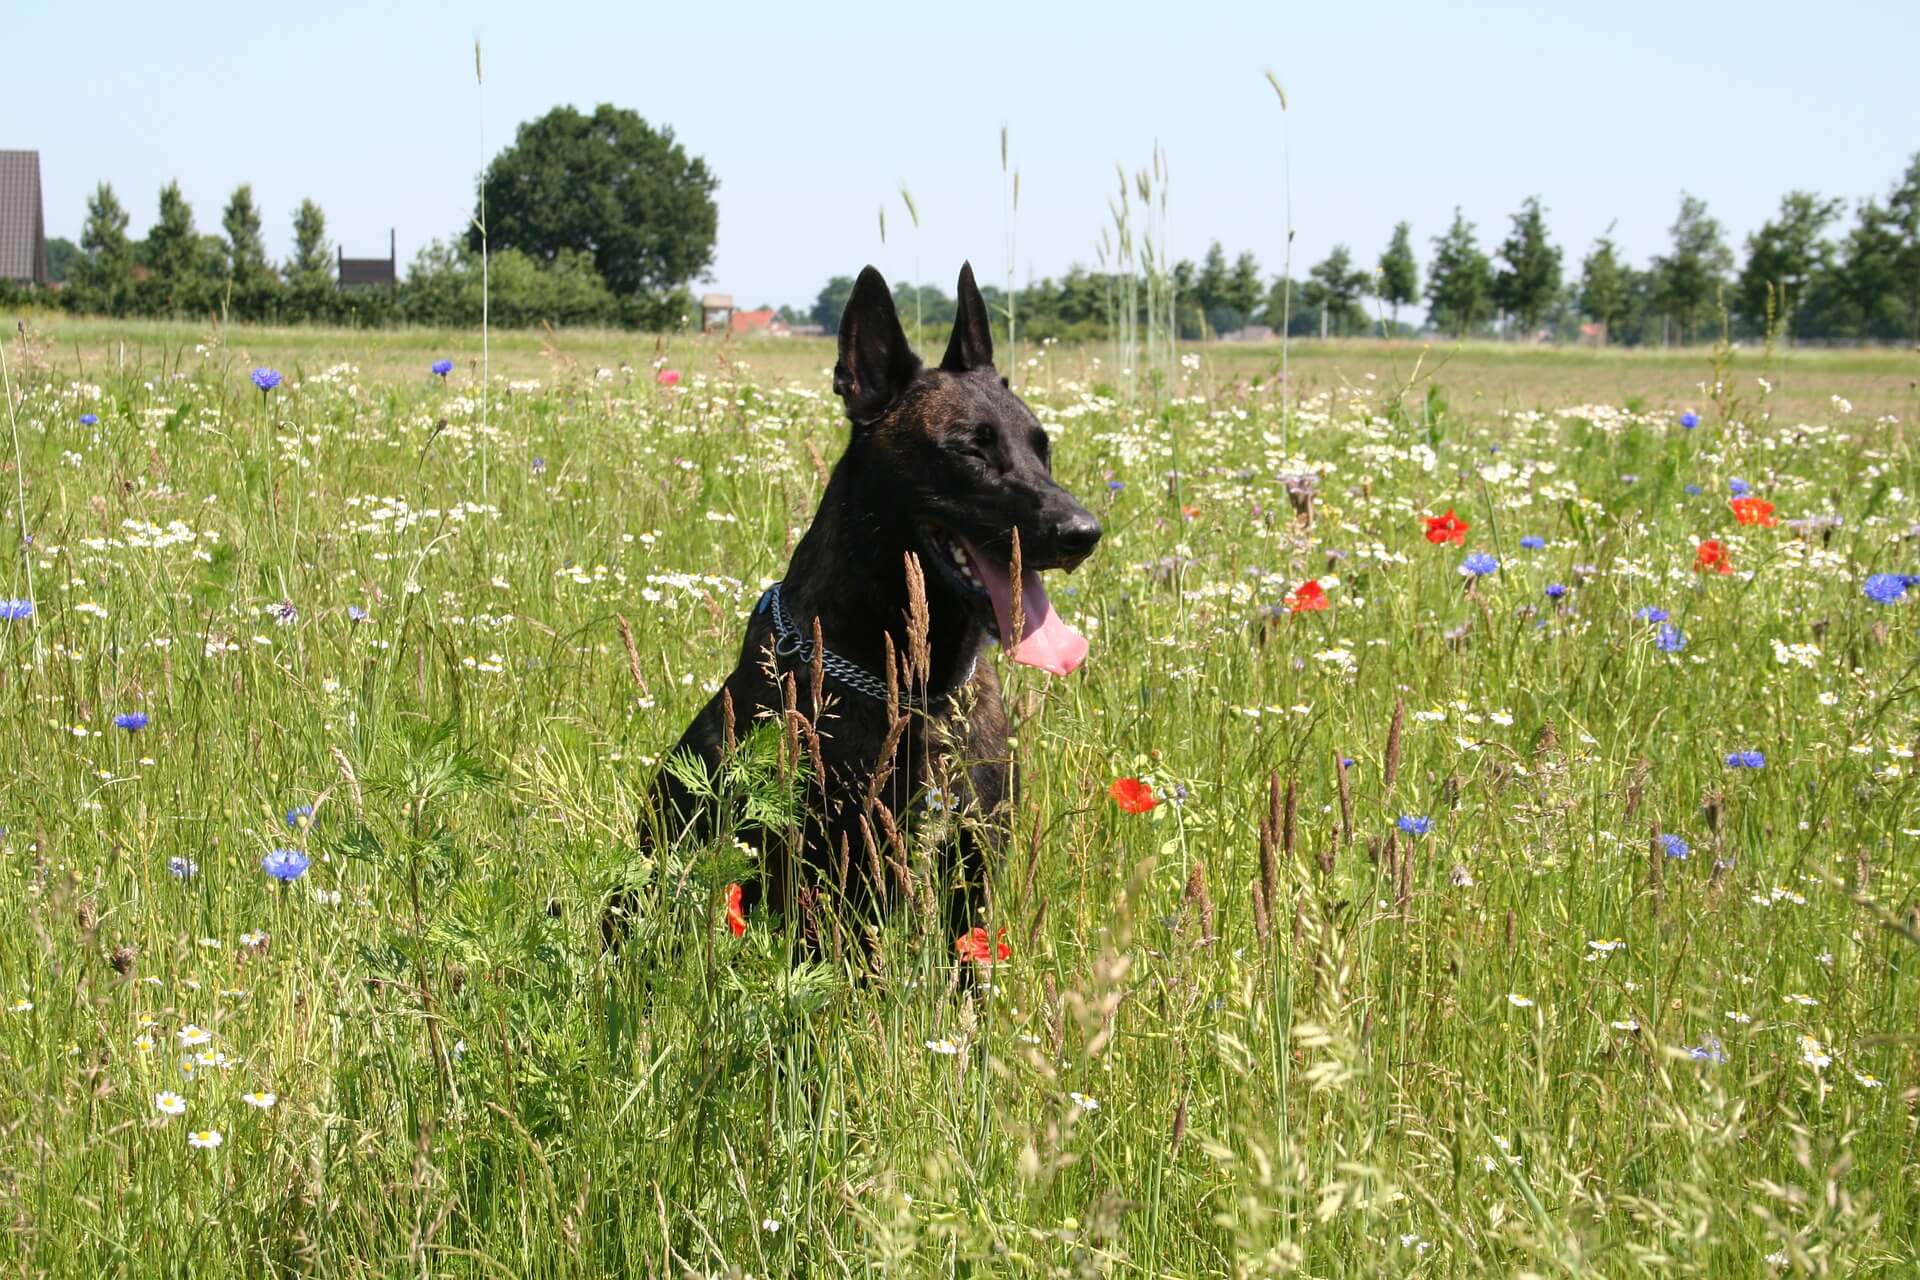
[221,184,279,319]
[1425,208,1493,337]
[1651,192,1733,344]
[72,182,134,314]
[1376,222,1419,329]
[286,199,333,322]
[142,181,216,316]
[1492,196,1562,336]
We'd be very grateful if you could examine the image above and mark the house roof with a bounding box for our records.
[0,150,50,286]
[729,306,779,333]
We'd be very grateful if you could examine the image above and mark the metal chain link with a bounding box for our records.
[761,582,976,708]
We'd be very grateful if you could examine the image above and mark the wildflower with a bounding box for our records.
[1730,497,1778,527]
[1424,509,1470,546]
[1725,750,1765,769]
[1107,479,1124,492]
[1784,992,1818,1007]
[1460,551,1499,577]
[431,359,453,378]
[1611,1017,1640,1032]
[240,930,268,949]
[1068,1091,1101,1112]
[187,1129,223,1150]
[241,1090,277,1109]
[1285,580,1329,613]
[1662,834,1690,860]
[261,849,310,882]
[724,882,747,937]
[531,457,547,475]
[1684,483,1703,495]
[1688,1035,1728,1065]
[1635,606,1669,623]
[1519,535,1546,550]
[80,412,99,425]
[1506,993,1534,1008]
[655,368,680,386]
[924,1036,960,1056]
[114,711,150,732]
[284,805,314,830]
[250,367,282,393]
[955,927,1011,965]
[8,997,31,1014]
[1655,624,1686,653]
[155,1091,186,1116]
[346,604,370,623]
[1679,410,1700,429]
[761,1218,782,1234]
[1545,582,1568,599]
[1109,777,1157,814]
[1863,574,1914,605]
[267,601,298,626]
[177,1024,212,1047]
[1798,1035,1831,1070]
[1726,1010,1752,1024]
[1396,814,1432,837]
[1695,540,1732,574]
[1853,1070,1883,1088]
[167,856,198,879]
[0,598,31,620]
[1728,477,1750,498]
[134,1033,155,1052]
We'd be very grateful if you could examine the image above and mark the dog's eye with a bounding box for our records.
[966,423,996,455]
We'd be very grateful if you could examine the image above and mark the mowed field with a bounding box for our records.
[3,316,1919,1276]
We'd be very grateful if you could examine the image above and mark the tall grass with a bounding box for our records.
[1,326,1916,1276]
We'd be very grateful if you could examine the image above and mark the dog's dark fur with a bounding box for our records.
[610,263,1100,950]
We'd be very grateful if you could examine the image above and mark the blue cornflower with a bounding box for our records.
[285,804,315,830]
[0,598,31,620]
[1684,484,1703,496]
[1725,750,1765,769]
[1461,552,1499,577]
[114,711,150,732]
[167,856,198,879]
[347,604,370,623]
[79,413,99,426]
[1680,410,1700,429]
[1519,535,1546,550]
[1545,582,1568,599]
[431,359,454,378]
[1662,833,1690,860]
[1688,1034,1728,1065]
[251,367,283,393]
[261,849,310,882]
[531,457,547,476]
[1396,814,1433,837]
[1863,574,1913,605]
[1728,477,1750,498]
[1655,624,1686,653]
[1635,606,1669,624]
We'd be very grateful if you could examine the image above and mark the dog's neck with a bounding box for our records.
[779,449,986,705]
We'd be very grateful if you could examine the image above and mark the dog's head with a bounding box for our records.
[830,263,1101,675]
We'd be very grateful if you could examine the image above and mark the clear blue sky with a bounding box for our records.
[7,1,1915,311]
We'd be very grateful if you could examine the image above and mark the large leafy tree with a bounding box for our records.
[472,104,718,296]
[1426,208,1493,337]
[1734,191,1843,339]
[1376,222,1419,328]
[1222,250,1265,332]
[811,275,855,333]
[1651,192,1733,344]
[72,182,134,314]
[1302,245,1371,335]
[1578,235,1630,342]
[1492,196,1562,335]
[1880,152,1920,343]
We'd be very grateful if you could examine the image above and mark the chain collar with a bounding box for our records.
[758,582,977,709]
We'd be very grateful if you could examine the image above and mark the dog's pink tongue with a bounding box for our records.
[962,540,1089,676]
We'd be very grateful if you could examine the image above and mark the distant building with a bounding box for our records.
[1219,324,1276,342]
[729,306,789,336]
[700,293,734,332]
[338,229,397,290]
[0,150,50,287]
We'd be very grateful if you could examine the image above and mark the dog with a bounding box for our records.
[609,262,1101,956]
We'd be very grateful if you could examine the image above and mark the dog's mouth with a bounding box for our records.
[917,525,1089,677]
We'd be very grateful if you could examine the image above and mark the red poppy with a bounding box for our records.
[724,882,747,937]
[656,368,681,387]
[1109,777,1158,813]
[1180,505,1201,520]
[954,926,1011,965]
[1286,580,1329,613]
[1729,497,1778,527]
[1424,508,1470,546]
[1695,539,1733,575]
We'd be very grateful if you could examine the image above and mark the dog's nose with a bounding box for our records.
[1053,510,1103,561]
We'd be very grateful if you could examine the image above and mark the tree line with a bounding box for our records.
[810,153,1920,347]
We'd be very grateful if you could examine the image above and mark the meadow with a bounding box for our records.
[2,316,1918,1277]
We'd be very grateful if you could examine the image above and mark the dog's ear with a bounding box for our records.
[940,260,995,373]
[833,266,920,424]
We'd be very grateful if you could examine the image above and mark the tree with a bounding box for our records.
[288,199,331,285]
[1492,196,1562,336]
[220,184,279,319]
[1193,241,1231,334]
[1376,222,1419,328]
[1301,245,1371,335]
[1579,235,1630,342]
[1651,192,1733,344]
[1426,208,1493,337]
[72,182,134,314]
[402,241,617,328]
[1734,191,1843,340]
[1831,199,1904,340]
[141,181,217,316]
[1223,250,1265,332]
[1880,152,1920,343]
[45,237,79,285]
[811,275,855,333]
[472,103,718,297]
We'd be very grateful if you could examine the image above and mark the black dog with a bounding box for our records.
[611,263,1101,954]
